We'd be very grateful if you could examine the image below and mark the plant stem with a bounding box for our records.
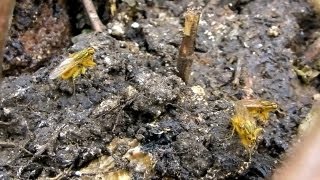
[82,0,105,32]
[177,8,201,84]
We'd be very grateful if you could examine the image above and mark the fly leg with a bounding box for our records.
[220,126,235,141]
[72,78,75,95]
[80,67,88,79]
[72,66,82,94]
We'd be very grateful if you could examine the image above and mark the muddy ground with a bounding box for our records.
[0,0,319,179]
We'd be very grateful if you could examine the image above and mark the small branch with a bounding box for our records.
[33,124,66,157]
[82,0,105,32]
[177,7,201,84]
[18,124,66,177]
[112,95,138,132]
[232,57,242,87]
[0,121,14,127]
[0,0,16,80]
[0,141,32,155]
[110,0,117,17]
[242,69,254,99]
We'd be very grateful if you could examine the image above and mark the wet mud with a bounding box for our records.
[0,0,318,179]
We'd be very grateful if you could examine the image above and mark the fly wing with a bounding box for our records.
[49,57,81,79]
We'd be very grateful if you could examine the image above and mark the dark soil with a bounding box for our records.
[0,0,318,179]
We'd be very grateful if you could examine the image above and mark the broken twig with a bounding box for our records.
[242,69,254,99]
[110,0,117,17]
[82,0,105,32]
[18,124,66,177]
[0,141,32,155]
[177,8,201,84]
[232,57,242,87]
[0,121,14,127]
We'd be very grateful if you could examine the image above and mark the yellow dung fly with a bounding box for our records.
[49,47,96,80]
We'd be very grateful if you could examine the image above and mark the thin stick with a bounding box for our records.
[0,141,32,155]
[0,0,16,80]
[18,124,66,177]
[232,57,242,87]
[177,7,201,84]
[72,78,75,94]
[242,69,253,99]
[0,121,14,127]
[110,0,117,17]
[81,0,105,32]
[112,95,138,132]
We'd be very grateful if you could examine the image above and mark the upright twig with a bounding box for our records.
[177,8,201,84]
[110,0,117,17]
[232,57,242,87]
[0,0,15,80]
[82,0,105,32]
[243,70,253,99]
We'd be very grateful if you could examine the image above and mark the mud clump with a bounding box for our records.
[4,0,71,75]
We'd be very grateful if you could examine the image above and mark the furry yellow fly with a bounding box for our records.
[49,47,96,80]
[238,99,278,123]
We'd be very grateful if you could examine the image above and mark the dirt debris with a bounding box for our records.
[4,0,71,76]
[0,0,318,179]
